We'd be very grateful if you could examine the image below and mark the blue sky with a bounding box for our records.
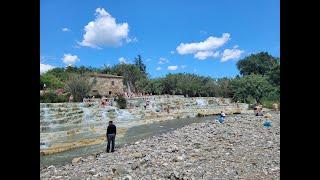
[40,0,279,78]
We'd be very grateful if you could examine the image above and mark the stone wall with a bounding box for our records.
[89,74,124,97]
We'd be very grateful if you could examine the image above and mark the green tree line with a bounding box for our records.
[40,52,280,106]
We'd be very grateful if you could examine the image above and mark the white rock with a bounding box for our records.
[123,175,133,180]
[72,157,82,165]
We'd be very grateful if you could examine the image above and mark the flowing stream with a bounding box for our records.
[40,115,218,167]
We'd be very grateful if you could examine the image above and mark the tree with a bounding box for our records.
[134,55,146,74]
[267,63,280,86]
[64,74,95,102]
[231,74,277,104]
[40,73,65,89]
[136,78,150,93]
[65,65,78,73]
[237,52,279,76]
[45,68,70,82]
[216,78,233,98]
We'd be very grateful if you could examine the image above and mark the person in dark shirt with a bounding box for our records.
[106,121,117,153]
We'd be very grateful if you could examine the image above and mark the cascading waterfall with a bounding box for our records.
[196,99,208,106]
[40,96,248,157]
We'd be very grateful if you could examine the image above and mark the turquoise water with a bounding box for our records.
[40,115,217,168]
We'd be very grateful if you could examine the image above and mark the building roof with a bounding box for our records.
[89,73,124,79]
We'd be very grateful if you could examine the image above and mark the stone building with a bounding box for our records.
[89,73,124,97]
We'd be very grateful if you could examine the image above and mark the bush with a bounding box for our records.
[40,73,65,89]
[116,94,127,109]
[65,74,94,102]
[261,97,280,109]
[40,90,68,103]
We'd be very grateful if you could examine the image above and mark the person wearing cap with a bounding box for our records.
[106,120,117,153]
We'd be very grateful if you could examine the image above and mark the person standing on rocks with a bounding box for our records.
[106,121,117,153]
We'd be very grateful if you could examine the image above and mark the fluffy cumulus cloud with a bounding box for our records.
[156,67,162,71]
[62,54,80,65]
[221,47,244,62]
[176,33,230,55]
[167,65,178,70]
[79,8,130,48]
[40,63,55,74]
[62,28,70,32]
[119,57,128,64]
[158,57,169,64]
[176,33,245,61]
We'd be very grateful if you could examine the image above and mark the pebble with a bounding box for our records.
[41,112,280,179]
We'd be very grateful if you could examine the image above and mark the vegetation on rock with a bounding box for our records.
[116,94,127,109]
[65,74,95,102]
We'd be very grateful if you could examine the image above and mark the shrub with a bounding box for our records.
[261,97,280,109]
[40,73,65,89]
[116,94,127,109]
[40,90,68,103]
[65,74,94,102]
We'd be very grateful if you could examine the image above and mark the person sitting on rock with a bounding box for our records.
[219,111,226,123]
[166,105,170,113]
[69,95,73,102]
[106,121,117,153]
[83,97,89,107]
[254,104,264,116]
[109,98,114,106]
[100,96,107,107]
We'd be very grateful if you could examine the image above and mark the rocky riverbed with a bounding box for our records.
[40,111,280,179]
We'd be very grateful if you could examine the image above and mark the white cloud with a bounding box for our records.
[40,63,55,74]
[194,51,220,60]
[126,37,138,43]
[170,51,175,54]
[62,28,70,32]
[156,67,162,71]
[221,47,244,62]
[176,33,230,55]
[119,57,128,64]
[167,65,178,71]
[79,8,130,48]
[62,54,80,65]
[158,57,169,64]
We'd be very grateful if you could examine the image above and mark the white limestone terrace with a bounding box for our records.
[40,95,249,155]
